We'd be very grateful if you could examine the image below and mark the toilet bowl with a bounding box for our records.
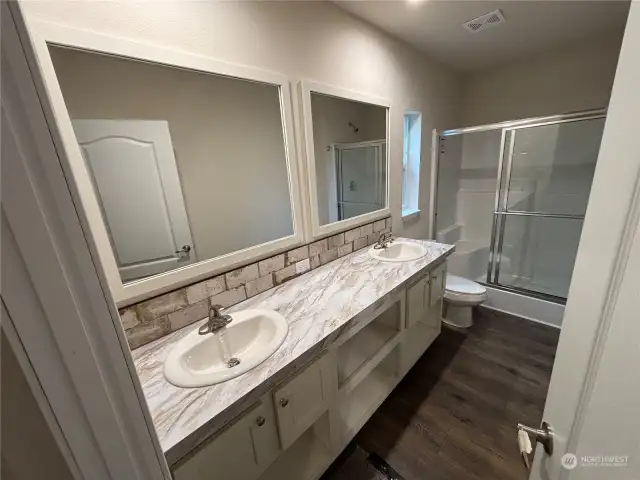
[442,274,487,329]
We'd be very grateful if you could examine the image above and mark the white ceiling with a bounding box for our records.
[336,0,630,71]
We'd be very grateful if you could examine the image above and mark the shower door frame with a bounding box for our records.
[433,108,607,304]
[333,139,386,221]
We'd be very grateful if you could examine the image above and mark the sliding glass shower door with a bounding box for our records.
[488,115,606,300]
[335,141,386,221]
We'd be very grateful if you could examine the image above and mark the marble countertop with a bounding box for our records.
[132,238,454,463]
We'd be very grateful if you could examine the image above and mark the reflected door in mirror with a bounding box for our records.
[49,46,294,284]
[74,120,194,282]
[310,92,387,226]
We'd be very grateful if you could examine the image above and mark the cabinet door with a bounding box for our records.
[172,399,279,480]
[423,264,446,330]
[273,352,333,450]
[429,264,446,307]
[401,320,440,373]
[406,276,428,329]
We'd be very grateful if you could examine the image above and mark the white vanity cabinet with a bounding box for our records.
[172,398,280,480]
[172,261,448,480]
[429,263,446,310]
[406,262,446,330]
[402,263,446,373]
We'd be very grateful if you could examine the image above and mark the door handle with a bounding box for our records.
[518,421,554,455]
[175,245,192,257]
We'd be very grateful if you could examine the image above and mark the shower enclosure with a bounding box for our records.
[334,140,386,221]
[433,109,606,303]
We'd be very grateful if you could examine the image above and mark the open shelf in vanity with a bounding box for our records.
[337,344,401,442]
[336,299,403,394]
[334,294,405,445]
[260,412,333,480]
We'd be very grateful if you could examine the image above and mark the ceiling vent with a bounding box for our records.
[463,9,506,34]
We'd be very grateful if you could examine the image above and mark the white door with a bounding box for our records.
[73,120,195,281]
[526,4,640,478]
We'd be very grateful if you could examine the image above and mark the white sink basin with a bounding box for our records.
[163,309,288,388]
[368,240,428,263]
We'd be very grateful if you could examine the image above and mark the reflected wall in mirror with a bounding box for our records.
[310,93,387,226]
[49,46,294,284]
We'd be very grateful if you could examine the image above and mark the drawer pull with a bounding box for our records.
[279,398,289,408]
[255,416,266,427]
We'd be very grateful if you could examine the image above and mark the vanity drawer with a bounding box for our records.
[172,399,279,480]
[429,264,446,307]
[273,351,334,450]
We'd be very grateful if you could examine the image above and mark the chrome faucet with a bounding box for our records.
[374,232,395,249]
[198,304,232,335]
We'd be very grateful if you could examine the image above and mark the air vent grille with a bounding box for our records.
[463,9,506,33]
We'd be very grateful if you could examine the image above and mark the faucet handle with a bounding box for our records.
[209,304,225,317]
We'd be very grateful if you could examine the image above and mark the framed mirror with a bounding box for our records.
[300,81,390,239]
[30,21,304,305]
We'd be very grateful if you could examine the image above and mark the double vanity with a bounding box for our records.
[28,17,455,480]
[132,239,454,479]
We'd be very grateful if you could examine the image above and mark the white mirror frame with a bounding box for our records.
[28,20,305,306]
[299,80,392,240]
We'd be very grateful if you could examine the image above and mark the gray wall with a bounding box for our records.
[51,46,293,262]
[1,330,73,480]
[461,29,624,126]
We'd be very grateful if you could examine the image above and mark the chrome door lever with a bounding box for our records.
[175,245,192,257]
[518,421,554,455]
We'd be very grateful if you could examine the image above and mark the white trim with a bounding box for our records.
[401,208,421,221]
[401,110,421,216]
[299,79,391,240]
[26,20,306,306]
[4,4,170,478]
[428,128,439,239]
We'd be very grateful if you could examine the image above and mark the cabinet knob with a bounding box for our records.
[279,398,289,408]
[255,416,266,427]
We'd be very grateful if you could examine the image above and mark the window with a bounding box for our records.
[402,111,422,219]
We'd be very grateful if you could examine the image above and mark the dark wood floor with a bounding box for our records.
[325,307,560,480]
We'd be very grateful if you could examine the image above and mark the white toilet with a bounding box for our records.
[442,274,487,329]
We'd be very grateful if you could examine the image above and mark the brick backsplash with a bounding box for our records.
[121,217,392,349]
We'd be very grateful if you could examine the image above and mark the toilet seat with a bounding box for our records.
[444,274,487,304]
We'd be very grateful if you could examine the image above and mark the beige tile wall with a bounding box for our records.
[121,217,392,349]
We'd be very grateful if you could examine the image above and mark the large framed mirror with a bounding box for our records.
[300,81,391,239]
[30,21,304,305]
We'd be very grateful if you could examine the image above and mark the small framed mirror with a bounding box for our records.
[32,22,304,305]
[300,81,390,239]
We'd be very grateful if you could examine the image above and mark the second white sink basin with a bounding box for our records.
[163,309,288,388]
[368,240,428,263]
